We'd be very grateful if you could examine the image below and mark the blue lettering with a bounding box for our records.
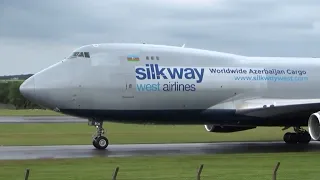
[184,68,195,79]
[135,64,204,83]
[162,82,196,91]
[155,64,167,79]
[136,83,160,91]
[167,68,184,79]
[146,64,151,79]
[150,64,156,79]
[135,68,146,80]
[287,69,307,76]
[194,68,204,83]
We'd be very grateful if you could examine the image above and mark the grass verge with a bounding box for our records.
[1,153,319,180]
[0,123,291,145]
[0,109,63,116]
[0,109,296,145]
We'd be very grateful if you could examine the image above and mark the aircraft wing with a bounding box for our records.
[205,97,320,118]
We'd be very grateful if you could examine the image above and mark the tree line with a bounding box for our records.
[0,80,42,109]
[0,74,33,80]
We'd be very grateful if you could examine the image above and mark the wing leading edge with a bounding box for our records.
[205,97,320,118]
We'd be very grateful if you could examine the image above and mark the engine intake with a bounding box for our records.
[204,124,256,133]
[308,112,320,140]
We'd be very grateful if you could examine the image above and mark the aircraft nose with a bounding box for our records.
[19,76,36,101]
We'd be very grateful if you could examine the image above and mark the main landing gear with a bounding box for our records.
[88,119,109,150]
[283,127,311,144]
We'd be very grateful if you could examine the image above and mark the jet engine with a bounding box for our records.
[204,124,256,133]
[308,112,320,140]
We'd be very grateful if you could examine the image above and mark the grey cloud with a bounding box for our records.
[0,0,107,40]
[1,0,320,75]
[1,0,318,41]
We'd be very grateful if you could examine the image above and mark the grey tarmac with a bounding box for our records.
[0,116,86,123]
[1,141,320,160]
[1,116,320,160]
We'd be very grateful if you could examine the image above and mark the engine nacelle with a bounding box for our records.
[204,124,256,133]
[308,112,320,140]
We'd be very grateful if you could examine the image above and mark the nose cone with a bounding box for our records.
[19,76,36,101]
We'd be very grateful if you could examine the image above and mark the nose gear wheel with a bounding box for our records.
[88,119,109,150]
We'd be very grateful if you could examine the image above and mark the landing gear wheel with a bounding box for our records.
[298,131,311,144]
[88,118,109,150]
[92,139,98,148]
[283,132,298,144]
[283,127,311,144]
[92,136,109,150]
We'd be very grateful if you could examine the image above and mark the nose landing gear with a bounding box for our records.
[89,119,109,150]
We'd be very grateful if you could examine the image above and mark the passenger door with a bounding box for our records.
[117,51,141,109]
[120,73,135,99]
[70,60,92,110]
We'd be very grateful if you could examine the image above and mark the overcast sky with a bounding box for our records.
[1,0,320,75]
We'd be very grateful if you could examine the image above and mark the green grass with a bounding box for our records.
[0,109,63,116]
[0,109,296,145]
[0,123,291,146]
[1,153,319,180]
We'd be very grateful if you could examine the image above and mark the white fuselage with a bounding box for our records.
[19,43,320,125]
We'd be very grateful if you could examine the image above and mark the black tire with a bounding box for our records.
[298,132,311,144]
[284,132,298,144]
[92,139,99,148]
[92,136,109,150]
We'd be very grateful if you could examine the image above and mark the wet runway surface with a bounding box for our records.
[0,116,86,123]
[1,116,320,160]
[1,141,320,160]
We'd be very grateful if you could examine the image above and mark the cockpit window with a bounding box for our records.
[73,52,79,57]
[84,52,90,58]
[68,51,91,59]
[78,52,84,57]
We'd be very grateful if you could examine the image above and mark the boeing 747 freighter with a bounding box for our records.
[19,43,320,149]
